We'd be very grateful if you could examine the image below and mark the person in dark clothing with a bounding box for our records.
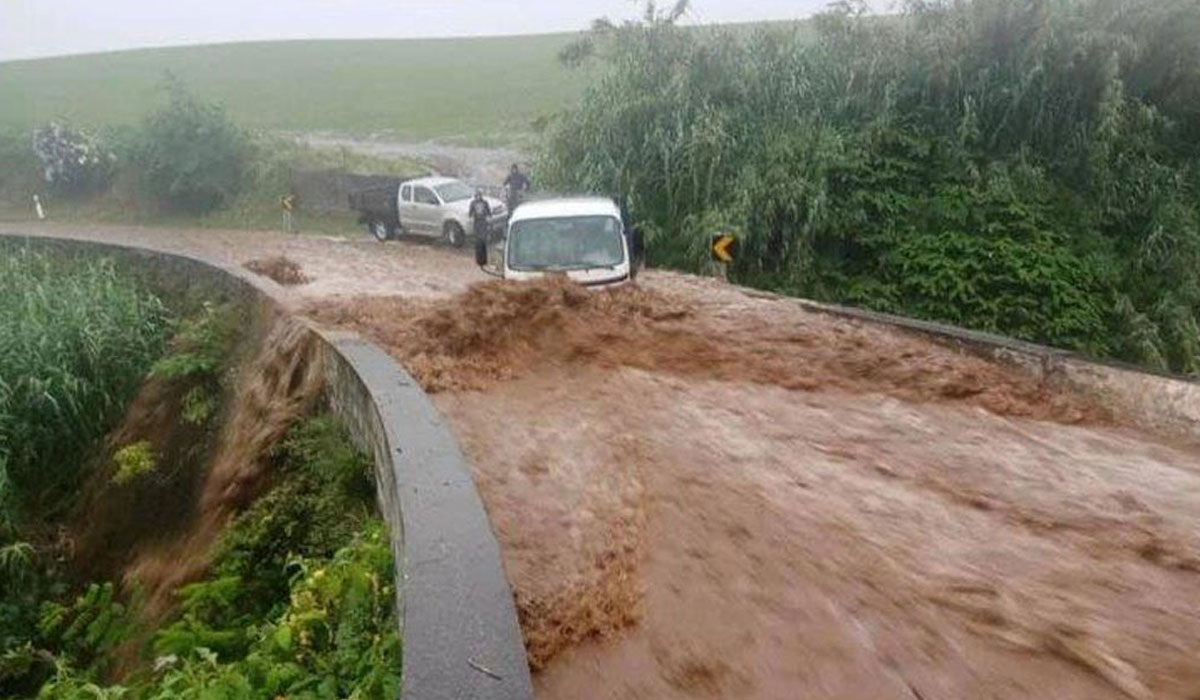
[615,194,643,265]
[468,189,492,243]
[503,163,531,211]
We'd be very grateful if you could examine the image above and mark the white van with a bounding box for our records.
[475,197,643,288]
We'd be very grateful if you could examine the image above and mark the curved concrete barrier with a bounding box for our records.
[742,288,1200,439]
[0,234,534,700]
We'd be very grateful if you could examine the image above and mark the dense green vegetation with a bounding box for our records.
[0,36,583,144]
[542,0,1200,375]
[0,249,171,521]
[0,251,174,697]
[25,418,398,700]
[127,78,250,214]
[0,254,399,698]
[140,418,397,700]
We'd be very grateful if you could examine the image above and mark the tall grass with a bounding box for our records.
[0,247,171,519]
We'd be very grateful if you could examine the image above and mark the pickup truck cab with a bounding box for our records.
[351,176,506,247]
[476,197,643,288]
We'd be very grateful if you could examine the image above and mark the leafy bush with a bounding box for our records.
[32,123,116,197]
[881,229,1111,351]
[0,247,171,515]
[216,415,376,587]
[0,542,34,585]
[110,442,158,486]
[128,78,249,214]
[180,387,215,427]
[37,583,135,675]
[150,302,240,382]
[146,525,399,700]
[0,524,56,696]
[249,521,400,699]
[156,415,376,660]
[543,0,1200,375]
[23,417,397,700]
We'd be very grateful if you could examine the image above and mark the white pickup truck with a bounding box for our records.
[349,176,507,247]
[475,197,644,288]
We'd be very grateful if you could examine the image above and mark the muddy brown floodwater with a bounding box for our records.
[311,277,1200,700]
[9,224,1200,699]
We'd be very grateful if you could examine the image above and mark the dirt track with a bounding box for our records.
[8,223,1200,700]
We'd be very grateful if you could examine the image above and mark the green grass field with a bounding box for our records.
[0,35,586,145]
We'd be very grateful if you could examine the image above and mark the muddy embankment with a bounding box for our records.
[72,310,326,655]
[310,277,1200,700]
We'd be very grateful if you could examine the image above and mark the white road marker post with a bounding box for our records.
[33,194,45,220]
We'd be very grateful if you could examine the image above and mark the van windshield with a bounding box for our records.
[508,216,625,271]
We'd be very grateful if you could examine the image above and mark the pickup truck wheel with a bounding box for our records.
[444,222,466,248]
[368,220,393,242]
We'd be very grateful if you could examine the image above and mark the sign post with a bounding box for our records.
[710,232,738,281]
[280,194,296,233]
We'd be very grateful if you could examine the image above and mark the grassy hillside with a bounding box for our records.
[0,35,585,144]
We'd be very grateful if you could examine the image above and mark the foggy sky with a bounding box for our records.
[0,0,887,62]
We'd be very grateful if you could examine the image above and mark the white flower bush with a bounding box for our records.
[32,122,116,195]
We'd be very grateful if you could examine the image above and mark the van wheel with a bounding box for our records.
[369,220,393,242]
[444,222,466,248]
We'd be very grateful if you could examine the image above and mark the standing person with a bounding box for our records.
[503,163,531,212]
[469,189,492,244]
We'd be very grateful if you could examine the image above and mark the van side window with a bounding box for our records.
[400,185,412,202]
[414,187,438,206]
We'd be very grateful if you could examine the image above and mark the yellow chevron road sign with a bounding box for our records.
[711,233,738,263]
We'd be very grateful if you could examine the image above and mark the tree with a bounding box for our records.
[130,75,249,214]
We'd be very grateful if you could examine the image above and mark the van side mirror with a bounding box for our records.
[475,238,488,267]
[631,227,645,262]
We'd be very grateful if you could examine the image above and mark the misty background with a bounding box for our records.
[1,0,890,62]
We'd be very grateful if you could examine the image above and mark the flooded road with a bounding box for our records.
[0,222,480,301]
[310,276,1200,700]
[9,223,1200,699]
